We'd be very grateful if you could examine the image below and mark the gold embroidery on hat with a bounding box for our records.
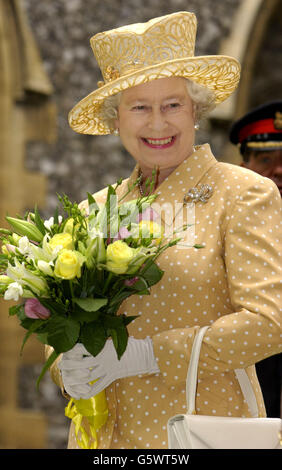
[104,66,120,82]
[274,112,282,130]
[122,60,143,75]
[183,184,213,204]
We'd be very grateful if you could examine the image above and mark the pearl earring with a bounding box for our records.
[194,123,200,131]
[113,128,119,136]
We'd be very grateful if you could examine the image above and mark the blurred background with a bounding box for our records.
[0,0,281,448]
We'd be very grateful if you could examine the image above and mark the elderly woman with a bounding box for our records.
[50,12,282,449]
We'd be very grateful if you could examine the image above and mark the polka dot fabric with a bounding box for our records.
[49,144,282,449]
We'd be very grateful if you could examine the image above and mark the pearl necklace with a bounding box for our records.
[138,168,145,196]
[138,167,159,196]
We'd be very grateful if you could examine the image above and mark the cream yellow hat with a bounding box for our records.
[68,11,241,135]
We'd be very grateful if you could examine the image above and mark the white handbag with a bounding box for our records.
[167,326,282,449]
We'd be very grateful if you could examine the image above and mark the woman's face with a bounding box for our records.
[115,77,196,176]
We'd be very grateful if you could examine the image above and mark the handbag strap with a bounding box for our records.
[186,326,259,418]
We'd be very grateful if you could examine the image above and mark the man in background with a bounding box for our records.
[230,100,282,418]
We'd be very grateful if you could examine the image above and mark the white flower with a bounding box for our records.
[44,216,62,230]
[30,234,58,263]
[37,260,54,276]
[4,282,23,301]
[18,236,31,255]
[6,259,48,296]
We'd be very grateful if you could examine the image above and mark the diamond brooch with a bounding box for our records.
[183,184,213,204]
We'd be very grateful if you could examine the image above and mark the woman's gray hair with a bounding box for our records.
[100,78,216,133]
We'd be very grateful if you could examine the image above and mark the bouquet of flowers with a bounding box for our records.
[0,176,200,448]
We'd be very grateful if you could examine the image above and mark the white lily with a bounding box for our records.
[37,260,54,276]
[18,236,31,255]
[4,282,23,301]
[29,234,59,263]
[6,259,48,296]
[44,215,63,230]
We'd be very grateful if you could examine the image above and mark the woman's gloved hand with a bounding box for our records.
[59,337,160,399]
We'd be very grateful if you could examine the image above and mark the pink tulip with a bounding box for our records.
[124,276,139,287]
[114,226,132,241]
[137,207,159,222]
[24,298,50,320]
[5,244,16,253]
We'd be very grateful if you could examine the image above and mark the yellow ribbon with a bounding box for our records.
[65,391,108,449]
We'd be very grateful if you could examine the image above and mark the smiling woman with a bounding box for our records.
[49,11,282,450]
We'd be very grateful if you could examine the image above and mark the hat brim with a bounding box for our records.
[69,55,241,135]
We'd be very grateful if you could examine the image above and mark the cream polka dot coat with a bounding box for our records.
[49,144,282,449]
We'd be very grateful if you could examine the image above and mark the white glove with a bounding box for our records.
[59,337,160,399]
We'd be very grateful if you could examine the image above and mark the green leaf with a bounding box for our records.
[53,206,59,225]
[34,206,46,235]
[102,314,124,329]
[36,332,49,344]
[122,314,138,327]
[87,193,100,213]
[126,276,150,295]
[108,328,118,352]
[113,324,128,359]
[80,321,107,357]
[20,319,46,355]
[140,261,164,287]
[107,289,136,311]
[36,349,59,390]
[39,298,68,316]
[45,315,80,353]
[71,306,101,323]
[74,297,108,312]
[9,304,23,316]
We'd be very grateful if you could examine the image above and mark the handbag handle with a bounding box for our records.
[186,326,259,418]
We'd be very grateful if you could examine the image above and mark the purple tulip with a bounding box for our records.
[137,207,159,222]
[24,298,50,320]
[124,277,139,287]
[114,226,132,241]
[5,244,16,253]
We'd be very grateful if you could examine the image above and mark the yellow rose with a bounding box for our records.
[138,220,164,244]
[106,240,136,274]
[49,233,74,252]
[54,249,84,279]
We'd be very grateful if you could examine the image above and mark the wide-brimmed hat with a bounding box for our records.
[69,11,241,135]
[229,100,282,155]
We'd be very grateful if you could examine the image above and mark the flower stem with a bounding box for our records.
[69,280,75,308]
[103,272,113,295]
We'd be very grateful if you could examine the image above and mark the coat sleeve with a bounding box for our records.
[152,177,282,387]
